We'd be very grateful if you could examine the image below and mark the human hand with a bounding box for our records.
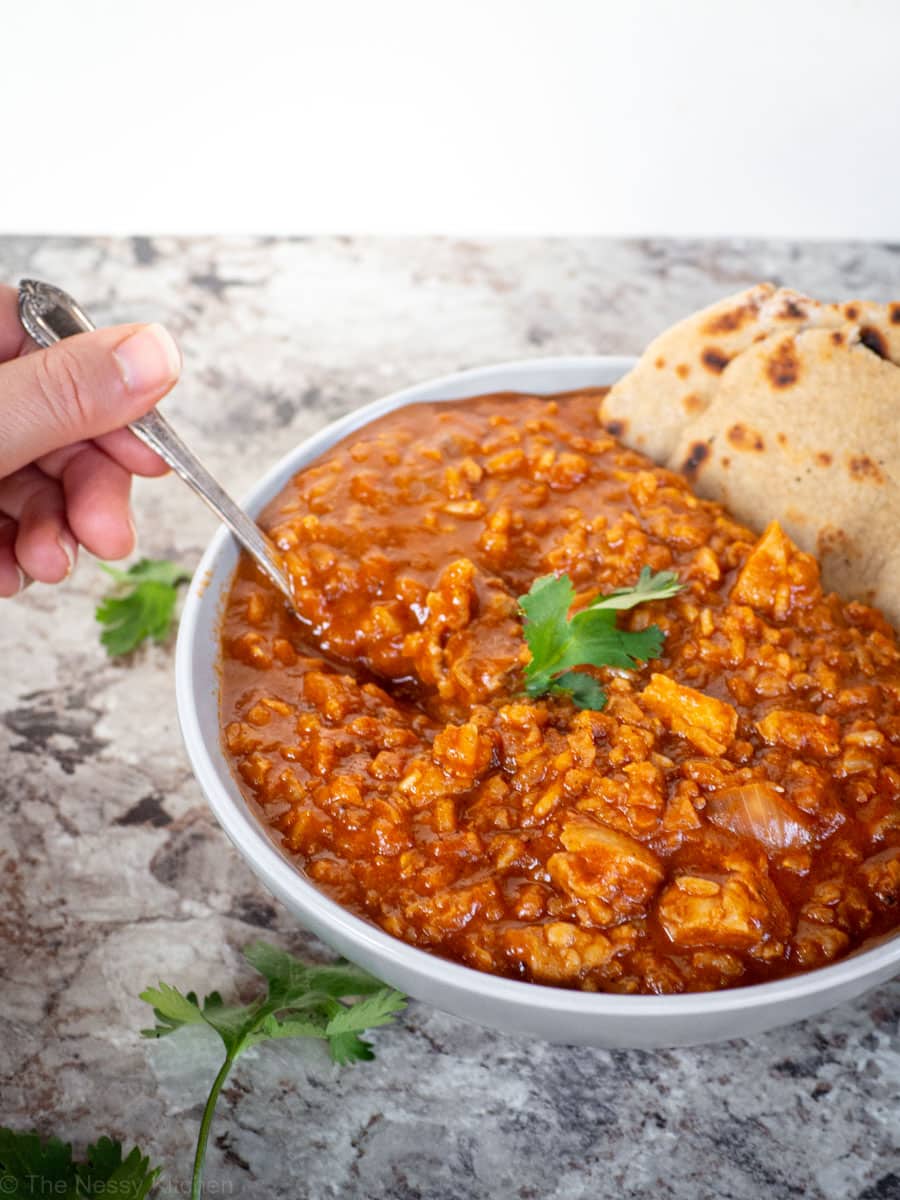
[0,283,181,596]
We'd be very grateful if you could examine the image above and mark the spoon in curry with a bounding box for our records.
[17,279,295,604]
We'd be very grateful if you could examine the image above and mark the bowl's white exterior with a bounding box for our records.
[175,356,900,1047]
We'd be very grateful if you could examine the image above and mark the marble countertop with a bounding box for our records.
[1,236,898,1200]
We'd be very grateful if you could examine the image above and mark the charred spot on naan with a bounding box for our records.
[765,338,800,388]
[681,392,704,414]
[816,524,857,570]
[701,302,761,335]
[847,455,885,484]
[701,348,730,374]
[778,296,809,320]
[859,326,889,359]
[890,303,900,325]
[815,451,833,468]
[605,418,627,438]
[681,440,711,479]
[727,423,765,453]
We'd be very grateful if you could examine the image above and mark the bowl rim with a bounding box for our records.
[175,353,900,1018]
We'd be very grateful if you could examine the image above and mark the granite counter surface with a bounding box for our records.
[0,236,898,1200]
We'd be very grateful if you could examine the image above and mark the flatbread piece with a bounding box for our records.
[600,287,900,624]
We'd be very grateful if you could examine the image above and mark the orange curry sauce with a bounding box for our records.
[221,390,900,994]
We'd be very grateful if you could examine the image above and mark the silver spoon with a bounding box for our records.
[17,279,295,603]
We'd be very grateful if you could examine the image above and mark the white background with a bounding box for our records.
[4,0,898,239]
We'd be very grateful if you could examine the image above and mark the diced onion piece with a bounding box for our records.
[706,783,812,851]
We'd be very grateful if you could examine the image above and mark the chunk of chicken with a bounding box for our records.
[503,921,616,984]
[657,866,785,950]
[402,558,522,712]
[731,521,820,619]
[403,878,504,942]
[860,846,900,906]
[431,721,495,783]
[641,673,738,755]
[547,815,664,924]
[792,919,850,969]
[756,709,841,758]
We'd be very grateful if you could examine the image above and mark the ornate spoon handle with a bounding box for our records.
[17,279,295,604]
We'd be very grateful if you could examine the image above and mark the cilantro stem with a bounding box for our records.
[141,943,406,1196]
[192,1050,237,1200]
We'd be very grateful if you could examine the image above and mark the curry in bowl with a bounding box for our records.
[219,367,900,996]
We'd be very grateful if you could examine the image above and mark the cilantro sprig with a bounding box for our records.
[96,558,190,656]
[518,567,683,710]
[141,941,406,1200]
[0,1129,160,1198]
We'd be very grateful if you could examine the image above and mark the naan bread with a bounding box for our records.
[600,287,900,625]
[672,326,900,619]
[601,284,900,463]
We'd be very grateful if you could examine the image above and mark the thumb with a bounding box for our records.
[0,322,181,477]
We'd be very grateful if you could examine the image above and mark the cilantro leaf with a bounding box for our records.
[519,573,575,670]
[241,941,389,1004]
[140,941,405,1200]
[562,608,666,672]
[519,568,682,709]
[0,1128,161,1199]
[323,987,409,1062]
[100,559,189,589]
[551,670,607,710]
[96,558,190,656]
[588,566,683,611]
[139,982,211,1037]
[323,986,408,1036]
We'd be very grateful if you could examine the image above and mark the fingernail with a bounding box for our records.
[57,534,77,578]
[113,323,181,394]
[127,516,138,552]
[16,567,32,594]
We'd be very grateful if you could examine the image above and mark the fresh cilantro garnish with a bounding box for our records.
[519,567,682,710]
[550,669,609,710]
[141,941,406,1200]
[96,558,190,656]
[0,1128,160,1198]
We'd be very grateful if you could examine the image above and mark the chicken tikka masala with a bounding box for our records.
[220,383,900,995]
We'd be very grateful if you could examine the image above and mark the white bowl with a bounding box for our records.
[175,356,900,1047]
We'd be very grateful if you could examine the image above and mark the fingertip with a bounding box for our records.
[0,522,26,597]
[140,459,171,479]
[4,565,31,597]
[135,456,171,478]
[112,323,181,397]
[94,428,170,477]
[112,515,138,561]
[0,569,25,598]
[59,532,78,577]
[63,446,135,560]
[80,512,135,561]
[15,513,76,585]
